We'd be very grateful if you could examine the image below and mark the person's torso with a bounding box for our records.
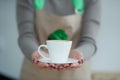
[35,0,89,48]
[21,1,91,80]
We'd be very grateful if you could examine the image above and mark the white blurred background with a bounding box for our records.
[0,0,120,79]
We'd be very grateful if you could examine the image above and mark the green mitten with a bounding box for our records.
[48,29,68,40]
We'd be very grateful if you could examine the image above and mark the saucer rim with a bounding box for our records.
[39,58,78,64]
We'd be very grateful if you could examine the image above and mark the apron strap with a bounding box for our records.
[34,0,46,10]
[34,0,84,14]
[72,0,84,14]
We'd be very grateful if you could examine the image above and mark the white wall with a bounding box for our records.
[0,0,24,79]
[91,0,120,72]
[0,0,120,79]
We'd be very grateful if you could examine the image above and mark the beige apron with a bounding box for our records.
[20,10,91,80]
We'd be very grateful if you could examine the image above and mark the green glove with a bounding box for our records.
[48,29,68,40]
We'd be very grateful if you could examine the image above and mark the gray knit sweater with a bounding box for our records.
[17,0,101,61]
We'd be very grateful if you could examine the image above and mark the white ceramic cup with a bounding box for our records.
[38,40,72,63]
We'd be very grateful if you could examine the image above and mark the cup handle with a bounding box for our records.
[38,45,50,60]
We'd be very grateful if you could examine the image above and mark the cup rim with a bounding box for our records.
[46,40,72,42]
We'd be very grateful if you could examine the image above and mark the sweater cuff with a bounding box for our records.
[76,41,97,62]
[18,35,39,62]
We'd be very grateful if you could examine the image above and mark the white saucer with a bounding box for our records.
[39,58,78,64]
